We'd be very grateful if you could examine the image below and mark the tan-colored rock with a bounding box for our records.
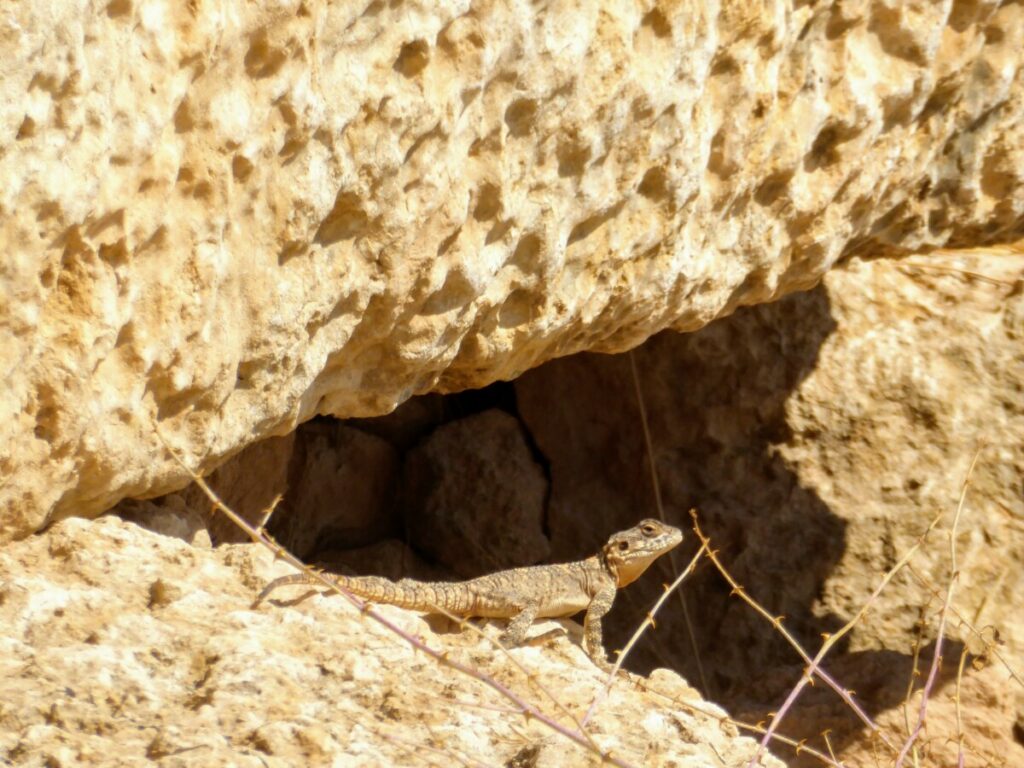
[4,1,1024,539]
[402,408,549,577]
[114,491,213,548]
[835,659,1024,768]
[0,514,783,767]
[270,420,400,559]
[516,249,1024,759]
[779,251,1024,664]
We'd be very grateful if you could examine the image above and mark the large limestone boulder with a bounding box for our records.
[0,513,784,767]
[3,1,1024,538]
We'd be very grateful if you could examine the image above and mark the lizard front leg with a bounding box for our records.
[583,584,617,670]
[498,602,540,648]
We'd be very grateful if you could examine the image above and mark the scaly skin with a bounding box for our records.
[254,518,683,668]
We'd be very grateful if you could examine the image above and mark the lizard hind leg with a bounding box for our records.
[497,602,540,648]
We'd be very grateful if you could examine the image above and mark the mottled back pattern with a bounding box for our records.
[255,518,683,668]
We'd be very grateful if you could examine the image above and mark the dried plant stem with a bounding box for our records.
[906,563,1024,689]
[154,427,635,768]
[690,512,895,767]
[821,730,838,766]
[895,450,980,767]
[902,604,928,744]
[628,350,710,695]
[581,540,707,727]
[955,646,969,768]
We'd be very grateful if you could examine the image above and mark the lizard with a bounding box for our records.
[253,518,683,669]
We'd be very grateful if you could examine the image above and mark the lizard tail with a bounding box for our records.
[252,571,469,614]
[252,572,323,608]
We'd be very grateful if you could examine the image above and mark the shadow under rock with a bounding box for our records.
[515,284,855,708]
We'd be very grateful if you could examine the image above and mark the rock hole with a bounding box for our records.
[173,98,195,133]
[437,228,461,256]
[825,8,860,39]
[485,219,513,245]
[315,191,369,246]
[232,155,254,182]
[805,122,860,172]
[637,166,670,202]
[497,288,535,329]
[394,39,430,78]
[106,0,131,18]
[867,5,926,65]
[949,0,982,33]
[473,183,501,222]
[706,129,734,179]
[567,202,626,246]
[16,116,36,140]
[753,170,794,207]
[918,79,960,124]
[709,52,738,77]
[640,8,671,38]
[556,141,591,178]
[508,233,541,270]
[421,267,477,316]
[244,34,288,79]
[504,98,538,138]
[983,24,1004,44]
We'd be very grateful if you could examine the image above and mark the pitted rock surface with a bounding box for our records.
[4,1,1024,537]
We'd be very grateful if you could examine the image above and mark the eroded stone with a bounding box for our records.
[4,2,1024,538]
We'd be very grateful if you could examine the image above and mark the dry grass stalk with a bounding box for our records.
[897,261,1023,289]
[907,563,1024,690]
[690,512,895,765]
[895,450,980,767]
[954,646,969,768]
[628,350,711,694]
[902,603,929,742]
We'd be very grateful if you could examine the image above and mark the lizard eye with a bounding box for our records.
[641,524,655,535]
[617,541,630,552]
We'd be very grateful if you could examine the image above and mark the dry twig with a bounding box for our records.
[895,450,980,767]
[690,512,895,766]
[628,350,711,695]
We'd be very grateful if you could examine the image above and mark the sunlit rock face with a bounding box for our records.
[3,0,1024,538]
[0,514,783,767]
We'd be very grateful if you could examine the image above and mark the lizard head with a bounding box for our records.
[603,518,683,587]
